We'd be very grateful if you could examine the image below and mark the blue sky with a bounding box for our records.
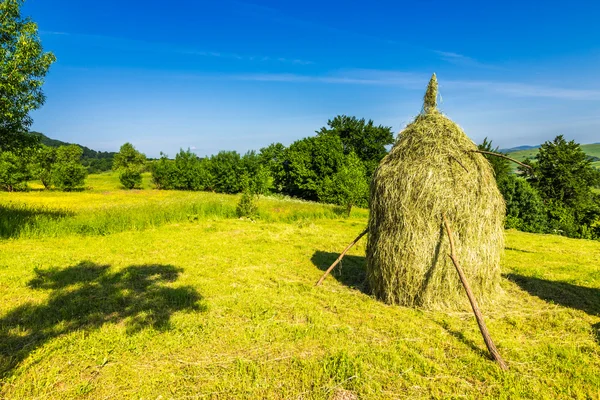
[24,0,600,157]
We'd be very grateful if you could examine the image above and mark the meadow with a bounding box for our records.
[0,173,599,399]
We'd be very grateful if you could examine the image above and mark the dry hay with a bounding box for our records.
[366,74,505,309]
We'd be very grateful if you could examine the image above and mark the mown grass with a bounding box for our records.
[0,172,366,239]
[0,174,599,398]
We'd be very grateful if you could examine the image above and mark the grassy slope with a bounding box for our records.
[0,176,599,398]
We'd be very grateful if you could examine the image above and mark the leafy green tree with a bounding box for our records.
[1,0,56,151]
[52,145,87,191]
[318,152,369,216]
[150,153,176,190]
[113,143,147,189]
[478,137,510,182]
[523,135,600,238]
[498,175,547,233]
[316,115,393,177]
[283,134,345,201]
[258,143,286,192]
[241,151,271,195]
[210,151,242,194]
[173,149,212,191]
[0,150,30,191]
[32,145,56,189]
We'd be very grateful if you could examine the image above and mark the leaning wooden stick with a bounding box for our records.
[315,228,369,286]
[472,150,532,170]
[442,213,508,370]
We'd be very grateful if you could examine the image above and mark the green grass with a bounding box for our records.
[0,174,599,398]
[0,172,366,239]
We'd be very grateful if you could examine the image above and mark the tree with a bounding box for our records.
[241,151,271,195]
[478,137,510,182]
[113,143,146,189]
[32,145,56,188]
[318,152,369,216]
[283,134,346,201]
[210,151,242,194]
[258,143,286,192]
[1,0,56,151]
[173,149,212,191]
[316,115,394,177]
[523,135,599,238]
[0,150,30,191]
[498,175,547,233]
[52,145,87,191]
[150,153,176,190]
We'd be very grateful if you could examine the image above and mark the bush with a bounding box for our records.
[0,151,30,191]
[150,154,176,190]
[52,145,87,191]
[119,168,142,189]
[498,175,547,233]
[236,191,258,218]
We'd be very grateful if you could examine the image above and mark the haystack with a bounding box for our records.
[366,74,505,309]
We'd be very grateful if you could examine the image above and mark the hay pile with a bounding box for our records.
[366,74,505,309]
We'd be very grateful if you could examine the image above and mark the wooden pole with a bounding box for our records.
[442,213,508,370]
[472,150,532,170]
[315,228,368,286]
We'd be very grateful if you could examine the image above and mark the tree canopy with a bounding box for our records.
[0,0,56,151]
[316,115,394,177]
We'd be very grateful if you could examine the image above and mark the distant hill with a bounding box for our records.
[30,132,116,173]
[505,143,600,170]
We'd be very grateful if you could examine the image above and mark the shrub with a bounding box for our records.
[236,191,258,218]
[0,151,30,191]
[119,168,143,189]
[498,175,547,233]
[52,145,87,191]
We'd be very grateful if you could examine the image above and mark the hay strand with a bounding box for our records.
[316,228,368,286]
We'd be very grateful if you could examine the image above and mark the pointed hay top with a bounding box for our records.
[423,73,438,114]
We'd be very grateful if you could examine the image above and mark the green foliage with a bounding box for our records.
[318,152,369,216]
[241,151,271,195]
[498,175,547,232]
[236,191,258,218]
[0,150,30,191]
[259,142,287,192]
[316,115,393,177]
[0,0,56,151]
[523,135,599,238]
[119,168,142,190]
[32,145,56,189]
[52,145,87,191]
[284,134,345,201]
[478,137,510,182]
[150,153,176,190]
[113,143,146,190]
[113,142,146,171]
[210,151,243,194]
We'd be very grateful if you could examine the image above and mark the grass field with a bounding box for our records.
[1,173,599,398]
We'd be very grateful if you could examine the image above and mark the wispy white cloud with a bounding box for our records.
[41,30,314,66]
[434,50,503,70]
[227,68,600,100]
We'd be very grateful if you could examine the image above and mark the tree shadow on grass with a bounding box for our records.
[0,203,73,239]
[0,261,204,378]
[505,274,600,317]
[505,273,600,345]
[311,251,367,292]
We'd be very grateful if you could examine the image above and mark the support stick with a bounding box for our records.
[315,228,368,286]
[472,150,532,170]
[450,155,469,173]
[442,213,508,370]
